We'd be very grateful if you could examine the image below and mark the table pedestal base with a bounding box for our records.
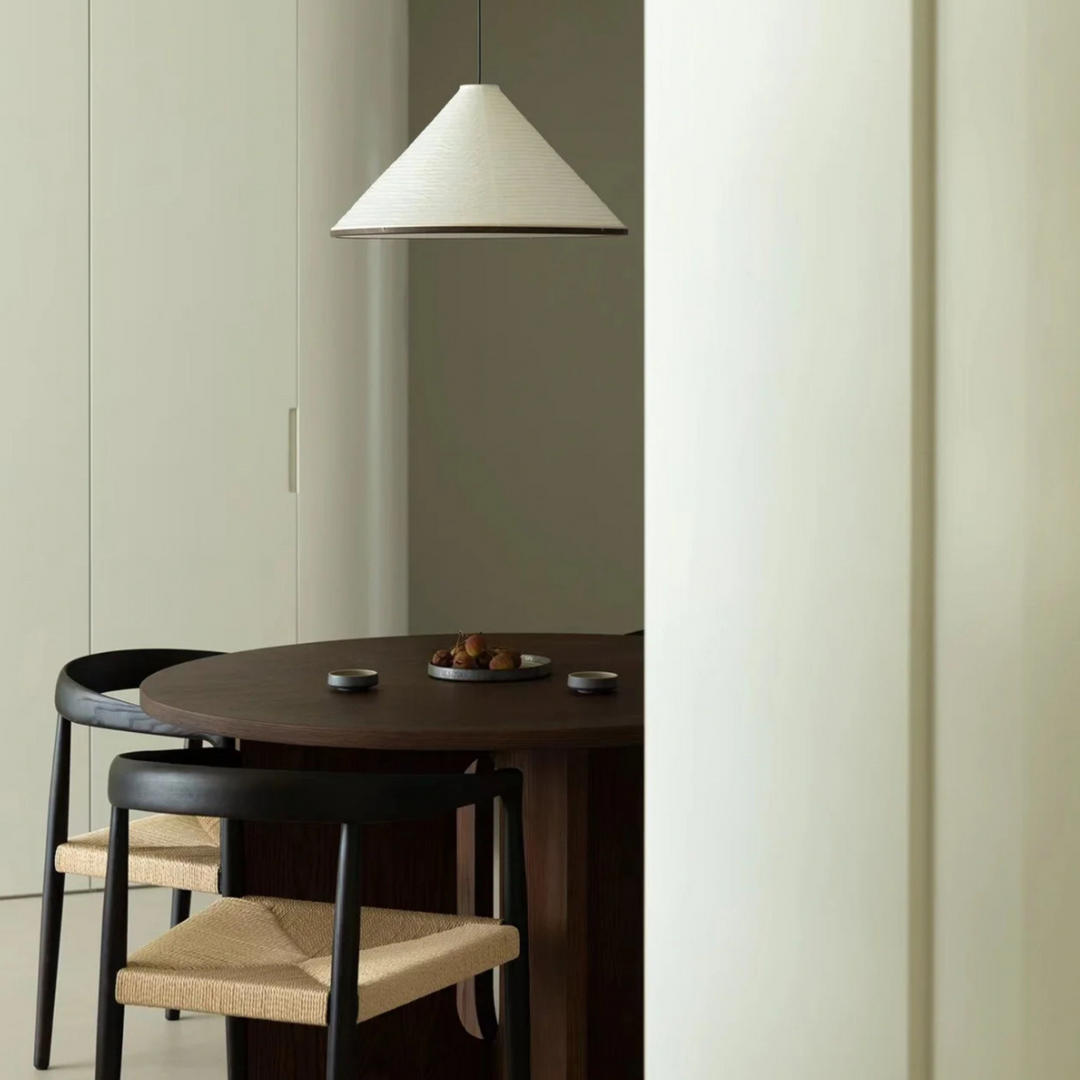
[238,741,642,1080]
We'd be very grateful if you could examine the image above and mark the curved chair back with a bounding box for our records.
[40,651,228,1072]
[56,649,223,740]
[110,747,521,825]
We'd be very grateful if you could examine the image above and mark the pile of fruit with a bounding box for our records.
[431,633,523,671]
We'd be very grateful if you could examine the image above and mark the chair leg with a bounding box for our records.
[34,716,71,1071]
[326,824,362,1080]
[96,808,128,1080]
[226,1016,247,1080]
[164,890,191,1021]
[504,955,531,1080]
[94,994,124,1080]
[33,862,65,1069]
[501,784,531,1080]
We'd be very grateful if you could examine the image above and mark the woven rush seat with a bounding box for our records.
[115,895,520,1025]
[55,814,220,894]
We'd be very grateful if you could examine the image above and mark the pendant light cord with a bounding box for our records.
[477,0,483,83]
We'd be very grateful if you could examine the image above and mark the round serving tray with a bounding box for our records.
[427,654,552,683]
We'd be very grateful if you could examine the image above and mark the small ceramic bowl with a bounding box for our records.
[327,668,379,692]
[567,671,619,694]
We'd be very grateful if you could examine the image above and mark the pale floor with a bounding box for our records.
[0,888,225,1079]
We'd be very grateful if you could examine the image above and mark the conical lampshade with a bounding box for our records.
[331,85,627,238]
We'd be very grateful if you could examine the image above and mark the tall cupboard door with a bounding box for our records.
[0,3,91,897]
[89,0,298,829]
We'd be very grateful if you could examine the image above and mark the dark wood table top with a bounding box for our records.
[140,634,643,750]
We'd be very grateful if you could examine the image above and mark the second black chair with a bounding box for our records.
[94,747,531,1080]
[35,649,230,1071]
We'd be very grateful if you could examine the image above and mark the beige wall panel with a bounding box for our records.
[0,3,91,897]
[89,0,298,829]
[935,0,1027,1073]
[1023,6,1080,1074]
[936,0,1080,1075]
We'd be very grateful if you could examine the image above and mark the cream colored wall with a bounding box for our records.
[408,0,643,635]
[89,0,299,660]
[86,0,410,834]
[645,1,932,1077]
[936,0,1080,1076]
[0,4,91,897]
[0,0,409,889]
[87,0,300,832]
[646,0,1080,1073]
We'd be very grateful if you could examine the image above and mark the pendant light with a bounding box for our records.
[330,0,627,239]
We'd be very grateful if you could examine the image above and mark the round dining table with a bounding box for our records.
[140,633,643,1080]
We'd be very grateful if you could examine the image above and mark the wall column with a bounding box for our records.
[645,2,933,1078]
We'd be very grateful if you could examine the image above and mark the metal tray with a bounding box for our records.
[427,654,552,683]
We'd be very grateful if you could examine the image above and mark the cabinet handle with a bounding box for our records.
[288,407,299,494]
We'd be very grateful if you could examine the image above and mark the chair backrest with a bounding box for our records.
[107,747,526,915]
[56,649,222,739]
[109,747,523,826]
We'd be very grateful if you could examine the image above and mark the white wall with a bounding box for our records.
[936,0,1080,1076]
[645,1,932,1077]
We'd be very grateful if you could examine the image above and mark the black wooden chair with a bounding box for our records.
[95,747,531,1080]
[35,649,230,1070]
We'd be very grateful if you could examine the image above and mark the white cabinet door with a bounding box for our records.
[0,3,91,898]
[89,0,298,830]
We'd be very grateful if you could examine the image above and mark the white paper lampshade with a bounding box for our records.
[331,84,627,238]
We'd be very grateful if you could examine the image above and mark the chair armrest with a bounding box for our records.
[55,668,212,739]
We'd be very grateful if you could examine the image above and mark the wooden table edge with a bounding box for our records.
[138,692,644,751]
